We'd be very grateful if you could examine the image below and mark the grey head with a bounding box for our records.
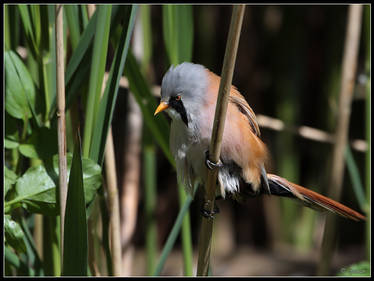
[160,62,209,126]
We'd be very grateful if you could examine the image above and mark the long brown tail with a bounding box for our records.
[266,173,366,221]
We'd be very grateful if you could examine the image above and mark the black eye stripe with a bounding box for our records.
[168,96,188,127]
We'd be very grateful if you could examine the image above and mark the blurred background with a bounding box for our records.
[114,4,370,276]
[4,4,370,276]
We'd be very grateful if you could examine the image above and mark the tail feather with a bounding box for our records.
[267,174,366,221]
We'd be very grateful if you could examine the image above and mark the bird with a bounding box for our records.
[154,62,365,221]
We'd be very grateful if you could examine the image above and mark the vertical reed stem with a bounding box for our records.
[317,4,363,275]
[104,128,122,275]
[196,4,245,276]
[55,4,67,267]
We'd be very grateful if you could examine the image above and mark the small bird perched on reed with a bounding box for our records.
[154,62,365,221]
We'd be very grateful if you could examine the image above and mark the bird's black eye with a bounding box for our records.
[175,95,181,101]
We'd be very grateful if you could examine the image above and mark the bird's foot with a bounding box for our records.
[200,200,220,219]
[205,150,223,170]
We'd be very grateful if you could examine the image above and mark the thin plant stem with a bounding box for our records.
[144,140,157,275]
[177,185,193,276]
[104,128,122,276]
[153,192,195,276]
[317,4,363,275]
[196,4,245,276]
[55,4,67,267]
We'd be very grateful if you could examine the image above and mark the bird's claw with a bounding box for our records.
[200,200,220,220]
[205,150,223,170]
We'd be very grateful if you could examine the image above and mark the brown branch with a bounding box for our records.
[256,114,367,152]
[317,4,363,275]
[196,5,246,276]
[55,4,67,265]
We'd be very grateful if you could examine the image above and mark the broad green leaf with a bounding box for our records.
[19,144,39,159]
[14,165,56,214]
[5,166,18,197]
[5,155,101,215]
[5,50,36,120]
[4,215,27,254]
[4,138,19,149]
[89,5,138,164]
[62,135,87,276]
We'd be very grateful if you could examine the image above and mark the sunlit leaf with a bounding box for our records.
[19,144,39,159]
[4,138,19,149]
[5,155,101,215]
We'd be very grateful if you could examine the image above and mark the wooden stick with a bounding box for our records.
[55,4,67,266]
[196,5,246,276]
[317,4,363,275]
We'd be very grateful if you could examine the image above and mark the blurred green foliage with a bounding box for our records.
[4,4,369,277]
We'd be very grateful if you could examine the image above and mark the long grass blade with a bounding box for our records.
[144,139,157,275]
[89,5,138,165]
[162,5,193,65]
[345,146,367,211]
[153,193,194,276]
[82,5,112,157]
[65,5,81,50]
[18,4,39,59]
[62,133,88,276]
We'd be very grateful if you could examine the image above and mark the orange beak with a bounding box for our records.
[154,101,169,116]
